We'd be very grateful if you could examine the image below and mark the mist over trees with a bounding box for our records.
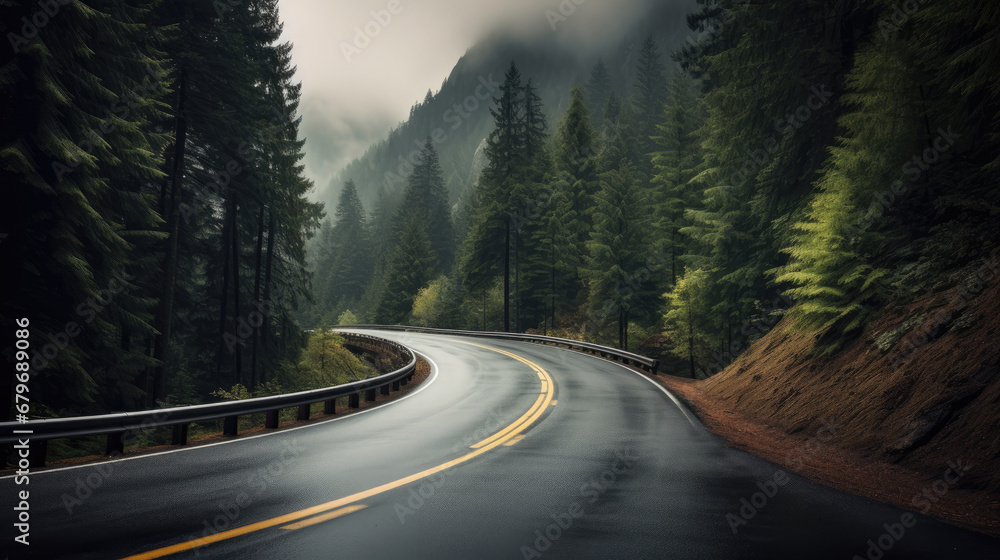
[3,0,996,423]
[307,0,999,380]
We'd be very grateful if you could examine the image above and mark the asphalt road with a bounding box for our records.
[2,331,998,559]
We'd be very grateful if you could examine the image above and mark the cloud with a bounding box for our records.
[278,0,697,200]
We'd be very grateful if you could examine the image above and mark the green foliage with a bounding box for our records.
[651,72,706,286]
[296,329,373,390]
[585,160,657,345]
[633,35,667,172]
[551,85,599,298]
[394,139,455,272]
[663,269,718,377]
[461,63,528,294]
[411,276,465,328]
[211,384,254,401]
[775,29,927,332]
[322,181,373,313]
[376,217,437,324]
[586,58,612,128]
[598,94,643,173]
[1,0,168,413]
[337,310,360,326]
[14,0,999,425]
[0,0,323,419]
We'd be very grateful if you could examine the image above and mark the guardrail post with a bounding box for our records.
[172,424,189,445]
[392,380,400,391]
[349,393,360,408]
[297,404,310,421]
[265,410,279,429]
[380,384,390,396]
[223,416,238,436]
[324,399,336,415]
[29,439,47,468]
[106,432,125,456]
[365,389,377,402]
[400,375,408,386]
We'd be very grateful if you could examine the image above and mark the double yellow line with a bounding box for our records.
[121,343,554,559]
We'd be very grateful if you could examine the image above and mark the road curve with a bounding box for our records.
[1,331,997,559]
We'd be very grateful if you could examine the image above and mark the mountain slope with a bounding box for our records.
[662,254,1000,535]
[317,0,699,214]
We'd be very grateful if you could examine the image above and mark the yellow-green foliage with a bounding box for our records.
[337,309,359,326]
[411,277,447,327]
[298,329,373,389]
[774,38,922,332]
[663,269,718,370]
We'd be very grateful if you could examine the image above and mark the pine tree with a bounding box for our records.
[511,78,552,330]
[1,0,169,414]
[160,0,321,392]
[670,0,867,354]
[586,58,612,129]
[525,176,575,333]
[152,0,264,398]
[394,139,454,272]
[633,36,667,164]
[774,36,924,332]
[480,61,525,191]
[585,161,656,349]
[552,85,599,301]
[599,93,643,173]
[663,269,717,378]
[376,217,437,324]
[523,79,548,167]
[460,62,526,331]
[651,72,705,286]
[324,181,372,311]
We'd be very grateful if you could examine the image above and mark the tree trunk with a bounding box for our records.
[260,211,276,383]
[514,225,520,333]
[624,309,628,351]
[120,327,134,409]
[550,228,555,334]
[504,217,510,332]
[151,63,188,403]
[618,308,624,349]
[670,228,677,286]
[250,204,266,388]
[688,307,695,378]
[216,201,232,384]
[230,195,243,386]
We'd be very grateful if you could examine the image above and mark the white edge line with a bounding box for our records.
[605,361,702,430]
[0,351,440,479]
[494,340,702,431]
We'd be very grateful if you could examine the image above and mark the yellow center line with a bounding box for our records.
[469,392,545,449]
[279,505,367,530]
[452,341,553,449]
[503,435,525,447]
[119,342,555,560]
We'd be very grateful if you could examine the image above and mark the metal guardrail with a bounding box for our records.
[1,333,416,467]
[337,325,659,375]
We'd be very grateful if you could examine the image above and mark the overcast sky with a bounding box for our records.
[277,0,686,196]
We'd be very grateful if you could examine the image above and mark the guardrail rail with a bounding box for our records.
[1,332,416,467]
[337,325,659,375]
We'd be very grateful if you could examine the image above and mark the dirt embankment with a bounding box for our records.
[659,260,1000,536]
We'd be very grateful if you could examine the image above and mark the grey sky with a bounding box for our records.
[278,0,687,197]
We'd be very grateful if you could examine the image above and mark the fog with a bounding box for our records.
[278,0,696,197]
